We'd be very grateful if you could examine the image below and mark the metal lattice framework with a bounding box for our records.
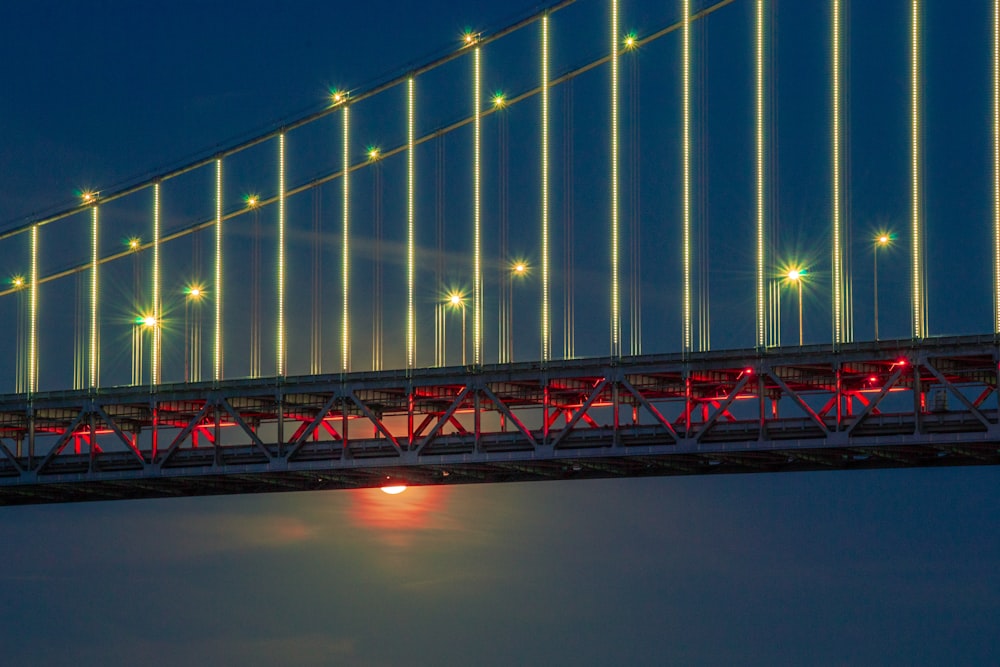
[2,0,1000,503]
[0,335,998,505]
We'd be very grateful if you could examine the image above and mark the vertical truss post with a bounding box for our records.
[543,382,551,446]
[88,409,96,473]
[757,372,766,440]
[151,398,158,461]
[276,392,284,459]
[474,387,481,451]
[214,402,222,466]
[913,358,923,435]
[408,387,415,450]
[612,380,620,445]
[835,364,843,432]
[341,400,349,449]
[684,371,692,435]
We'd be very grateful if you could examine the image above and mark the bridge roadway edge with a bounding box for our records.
[0,334,998,505]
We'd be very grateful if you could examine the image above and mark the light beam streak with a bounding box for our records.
[682,0,692,354]
[755,0,766,349]
[911,0,924,338]
[407,78,416,370]
[90,206,99,389]
[474,47,483,366]
[152,182,161,384]
[832,0,843,345]
[29,225,37,394]
[278,134,286,375]
[343,106,351,372]
[994,0,1000,333]
[610,0,620,357]
[214,159,223,381]
[542,17,551,362]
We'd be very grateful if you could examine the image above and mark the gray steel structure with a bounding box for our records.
[1,335,998,505]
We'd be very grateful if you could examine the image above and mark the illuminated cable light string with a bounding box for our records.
[342,104,351,373]
[755,0,766,348]
[681,0,692,354]
[90,204,99,388]
[540,14,551,362]
[831,0,843,345]
[473,45,482,365]
[278,135,286,376]
[28,225,37,393]
[911,0,924,338]
[407,78,415,369]
[609,0,620,357]
[152,182,161,385]
[995,0,1000,332]
[214,159,224,381]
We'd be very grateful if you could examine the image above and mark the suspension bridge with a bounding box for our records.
[1,0,999,505]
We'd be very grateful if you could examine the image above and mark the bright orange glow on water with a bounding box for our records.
[350,485,449,533]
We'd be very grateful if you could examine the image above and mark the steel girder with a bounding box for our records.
[0,335,998,505]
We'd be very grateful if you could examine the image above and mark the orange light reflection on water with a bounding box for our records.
[349,485,449,533]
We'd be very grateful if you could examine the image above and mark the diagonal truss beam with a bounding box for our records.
[219,397,272,460]
[922,360,993,429]
[0,438,24,473]
[34,410,86,474]
[348,392,400,451]
[845,364,907,436]
[765,368,831,435]
[550,379,609,449]
[93,404,146,465]
[158,402,211,466]
[694,374,751,443]
[619,377,678,442]
[481,386,538,447]
[417,386,472,454]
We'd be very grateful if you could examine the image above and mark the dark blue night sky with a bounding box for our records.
[1,0,999,664]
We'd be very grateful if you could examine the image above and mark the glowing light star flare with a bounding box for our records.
[541,15,551,362]
[214,159,224,381]
[610,0,620,357]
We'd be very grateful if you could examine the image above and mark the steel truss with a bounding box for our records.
[1,335,999,505]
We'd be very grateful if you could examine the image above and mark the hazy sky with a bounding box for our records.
[1,0,999,664]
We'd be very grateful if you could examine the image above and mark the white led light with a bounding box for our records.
[28,225,37,393]
[278,135,286,375]
[610,0,620,357]
[474,47,483,366]
[832,0,842,345]
[542,17,551,362]
[152,182,161,384]
[682,0,691,354]
[90,205,99,388]
[343,106,351,372]
[407,78,415,369]
[755,0,766,348]
[215,159,223,381]
[995,0,1000,332]
[911,0,923,338]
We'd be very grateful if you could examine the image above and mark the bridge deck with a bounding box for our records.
[1,335,998,505]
